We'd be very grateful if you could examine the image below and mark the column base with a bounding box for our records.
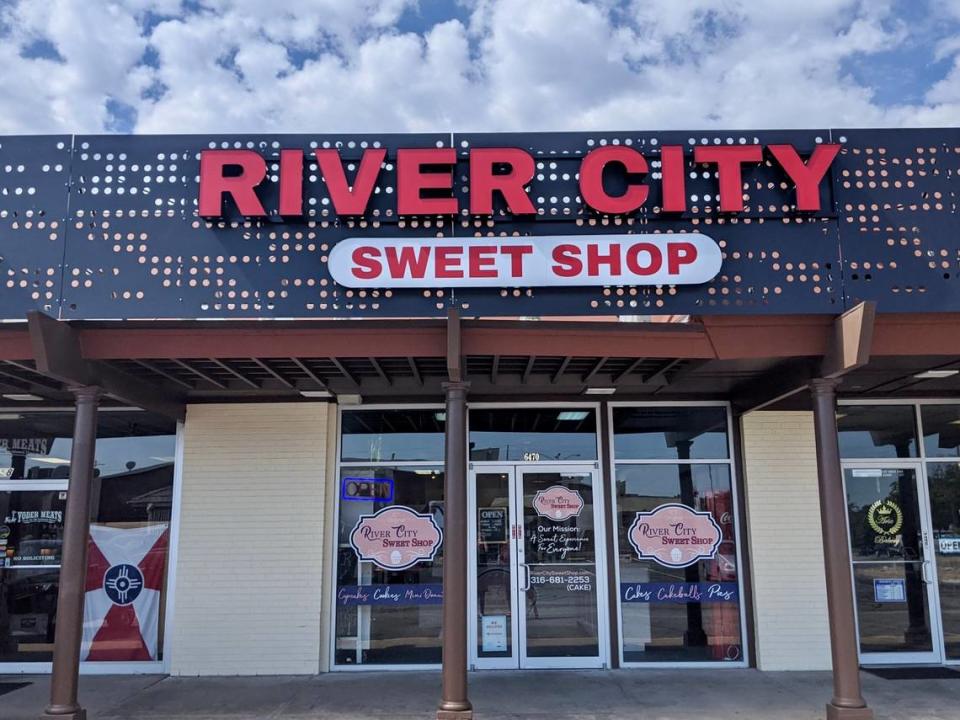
[43,708,86,720]
[826,703,873,720]
[437,709,473,720]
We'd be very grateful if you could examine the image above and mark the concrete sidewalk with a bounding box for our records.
[2,669,958,720]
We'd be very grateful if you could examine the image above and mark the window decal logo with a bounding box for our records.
[627,503,722,569]
[350,506,443,571]
[532,486,585,522]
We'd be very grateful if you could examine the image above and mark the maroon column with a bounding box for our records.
[45,386,101,720]
[810,379,872,720]
[437,381,472,720]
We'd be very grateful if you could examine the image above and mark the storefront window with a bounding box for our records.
[921,405,960,459]
[837,405,918,458]
[612,406,742,663]
[341,409,445,462]
[335,409,445,666]
[0,410,175,665]
[612,407,729,460]
[468,408,598,462]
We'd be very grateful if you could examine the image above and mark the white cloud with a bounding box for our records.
[0,0,956,134]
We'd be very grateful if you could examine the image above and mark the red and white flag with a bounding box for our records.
[81,524,169,662]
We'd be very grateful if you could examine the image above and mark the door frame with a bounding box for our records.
[840,458,945,665]
[468,461,610,670]
[468,464,521,670]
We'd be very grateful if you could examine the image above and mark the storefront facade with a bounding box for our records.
[0,128,958,719]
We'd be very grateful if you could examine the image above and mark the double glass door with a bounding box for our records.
[843,463,942,664]
[469,464,606,669]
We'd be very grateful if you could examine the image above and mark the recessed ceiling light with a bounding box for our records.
[583,387,616,395]
[2,394,43,401]
[914,370,959,380]
[557,411,589,421]
[0,413,21,420]
[299,389,332,398]
[337,394,362,405]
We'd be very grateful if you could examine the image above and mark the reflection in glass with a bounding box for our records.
[521,471,599,658]
[334,466,444,665]
[837,405,918,459]
[469,408,597,462]
[921,405,960,459]
[612,407,729,460]
[615,464,741,662]
[340,410,445,462]
[927,462,960,659]
[844,467,932,654]
[0,568,59,662]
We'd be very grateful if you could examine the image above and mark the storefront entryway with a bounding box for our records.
[842,462,942,665]
[468,464,608,669]
[838,400,960,667]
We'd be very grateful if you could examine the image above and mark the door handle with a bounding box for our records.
[520,564,531,592]
[921,562,931,585]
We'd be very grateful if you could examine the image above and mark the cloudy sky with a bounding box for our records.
[0,0,958,134]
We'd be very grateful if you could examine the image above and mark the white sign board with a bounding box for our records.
[480,614,508,653]
[329,235,722,288]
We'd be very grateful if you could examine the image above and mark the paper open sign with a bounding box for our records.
[349,506,443,571]
[628,503,722,569]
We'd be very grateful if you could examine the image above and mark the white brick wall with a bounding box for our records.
[169,403,330,675]
[741,411,832,671]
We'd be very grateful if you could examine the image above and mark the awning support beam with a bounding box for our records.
[27,311,185,421]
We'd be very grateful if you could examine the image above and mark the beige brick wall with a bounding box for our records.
[169,403,330,675]
[741,411,832,671]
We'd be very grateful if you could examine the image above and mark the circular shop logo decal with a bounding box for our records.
[103,563,144,605]
[867,499,903,538]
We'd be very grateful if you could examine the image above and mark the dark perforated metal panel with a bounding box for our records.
[0,130,955,320]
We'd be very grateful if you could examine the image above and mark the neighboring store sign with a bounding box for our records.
[479,507,508,543]
[620,582,739,604]
[532,486,585,522]
[0,438,52,455]
[2,499,64,567]
[867,499,904,545]
[480,615,509,652]
[873,578,907,604]
[349,505,443,570]
[336,583,443,606]
[627,503,722,568]
[328,235,721,289]
[82,523,169,661]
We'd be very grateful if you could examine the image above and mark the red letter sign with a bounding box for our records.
[579,146,649,214]
[693,145,762,212]
[198,150,267,217]
[314,148,386,216]
[397,148,458,215]
[768,144,840,211]
[469,148,536,215]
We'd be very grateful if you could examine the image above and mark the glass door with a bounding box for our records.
[469,464,606,669]
[471,467,520,669]
[843,464,942,664]
[516,465,604,668]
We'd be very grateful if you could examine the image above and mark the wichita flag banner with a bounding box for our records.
[81,524,169,661]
